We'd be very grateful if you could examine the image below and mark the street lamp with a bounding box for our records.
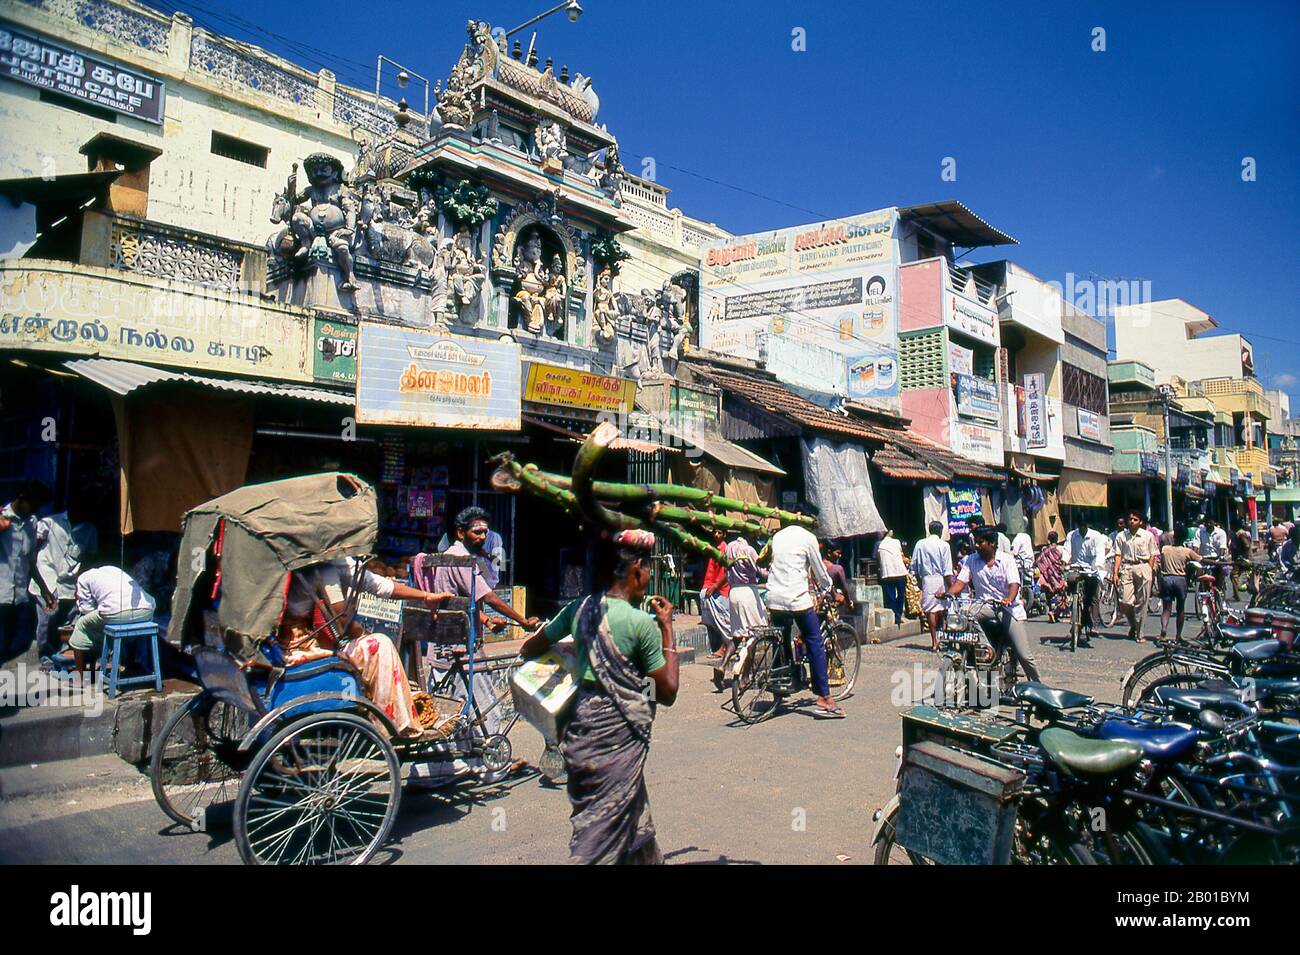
[1158,383,1176,531]
[505,1,584,38]
[375,55,429,122]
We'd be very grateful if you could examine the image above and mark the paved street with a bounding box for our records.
[0,614,1175,865]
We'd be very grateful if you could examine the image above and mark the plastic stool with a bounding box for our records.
[100,620,162,698]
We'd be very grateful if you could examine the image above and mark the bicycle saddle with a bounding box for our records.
[1039,727,1142,777]
[1149,685,1244,714]
[1097,719,1199,760]
[1013,681,1094,713]
[1229,638,1282,662]
[1218,625,1273,643]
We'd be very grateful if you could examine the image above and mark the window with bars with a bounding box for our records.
[1063,363,1107,415]
[210,131,269,168]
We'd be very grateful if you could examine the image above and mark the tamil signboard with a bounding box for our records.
[700,208,900,410]
[952,420,1003,466]
[946,290,998,345]
[947,486,981,536]
[1024,373,1048,449]
[1076,407,1103,442]
[523,361,635,416]
[312,316,357,385]
[671,384,720,429]
[1,19,165,123]
[356,324,521,430]
[954,373,1000,423]
[0,263,313,381]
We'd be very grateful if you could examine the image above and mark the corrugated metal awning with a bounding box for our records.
[898,200,1018,247]
[64,358,352,405]
[658,423,785,475]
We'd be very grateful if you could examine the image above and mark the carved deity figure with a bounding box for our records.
[592,268,618,342]
[543,253,568,332]
[641,289,665,373]
[354,184,438,281]
[659,280,689,372]
[490,225,511,273]
[537,121,568,167]
[444,227,484,318]
[513,231,548,333]
[278,153,359,291]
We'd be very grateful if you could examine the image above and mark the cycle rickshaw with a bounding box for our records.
[150,472,517,865]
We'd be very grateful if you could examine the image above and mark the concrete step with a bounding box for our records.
[0,677,199,769]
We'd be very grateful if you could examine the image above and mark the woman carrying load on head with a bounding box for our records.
[519,530,680,865]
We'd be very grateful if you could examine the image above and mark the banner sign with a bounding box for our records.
[952,420,1003,465]
[356,324,521,430]
[1024,373,1048,449]
[947,486,981,536]
[1015,385,1027,436]
[954,373,1000,423]
[1,19,165,123]
[946,290,998,345]
[1076,407,1102,441]
[948,341,973,377]
[523,361,635,415]
[313,316,357,384]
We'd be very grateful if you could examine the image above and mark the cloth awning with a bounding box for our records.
[658,423,784,475]
[1057,467,1109,508]
[1265,486,1300,504]
[65,358,352,405]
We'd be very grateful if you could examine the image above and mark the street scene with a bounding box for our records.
[0,0,1297,881]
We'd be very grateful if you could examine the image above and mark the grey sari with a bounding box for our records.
[560,593,662,865]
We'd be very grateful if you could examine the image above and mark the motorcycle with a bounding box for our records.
[931,596,1021,709]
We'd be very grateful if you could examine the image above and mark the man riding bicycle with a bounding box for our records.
[1065,516,1108,642]
[764,501,843,719]
[946,525,1041,684]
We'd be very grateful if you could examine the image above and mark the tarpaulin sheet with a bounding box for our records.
[114,386,253,534]
[1058,468,1109,508]
[801,438,887,538]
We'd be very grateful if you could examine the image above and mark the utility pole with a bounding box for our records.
[1158,384,1175,531]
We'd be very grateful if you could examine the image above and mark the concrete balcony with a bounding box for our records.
[1107,360,1157,390]
[1199,376,1270,419]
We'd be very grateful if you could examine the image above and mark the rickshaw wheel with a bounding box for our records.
[150,691,250,829]
[480,733,513,783]
[234,712,401,865]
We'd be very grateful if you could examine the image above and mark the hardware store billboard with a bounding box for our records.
[1,19,165,123]
[356,324,521,430]
[700,208,899,407]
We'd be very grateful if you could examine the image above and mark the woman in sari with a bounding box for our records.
[520,530,679,865]
[280,558,453,738]
[1035,531,1067,623]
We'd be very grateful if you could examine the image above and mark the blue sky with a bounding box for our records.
[165,0,1300,400]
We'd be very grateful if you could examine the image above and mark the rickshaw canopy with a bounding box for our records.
[168,472,378,660]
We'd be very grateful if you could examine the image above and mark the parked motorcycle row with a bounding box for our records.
[873,575,1300,865]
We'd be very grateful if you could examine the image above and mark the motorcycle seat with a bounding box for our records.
[1218,625,1273,643]
[1039,727,1142,777]
[1013,681,1094,713]
[1229,638,1282,662]
[1097,720,1199,760]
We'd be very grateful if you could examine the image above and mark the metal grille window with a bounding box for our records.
[1063,363,1107,415]
[899,330,945,391]
[210,131,269,168]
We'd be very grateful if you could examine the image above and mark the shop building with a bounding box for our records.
[1055,301,1113,528]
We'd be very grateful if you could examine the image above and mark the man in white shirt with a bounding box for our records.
[911,520,954,650]
[996,523,1012,555]
[68,564,155,672]
[31,507,98,660]
[765,504,841,718]
[947,525,1040,684]
[1193,516,1230,592]
[875,530,907,626]
[1066,516,1110,639]
[1010,530,1034,573]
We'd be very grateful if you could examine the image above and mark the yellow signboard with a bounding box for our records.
[524,362,636,415]
[0,262,313,382]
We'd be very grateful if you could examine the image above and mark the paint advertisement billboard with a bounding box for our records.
[699,209,900,409]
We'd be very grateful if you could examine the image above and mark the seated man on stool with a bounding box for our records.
[68,563,155,677]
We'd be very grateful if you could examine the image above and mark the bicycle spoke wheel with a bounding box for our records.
[826,623,861,700]
[235,714,400,865]
[731,635,781,724]
[151,692,251,829]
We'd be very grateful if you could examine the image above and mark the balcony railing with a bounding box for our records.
[85,211,265,293]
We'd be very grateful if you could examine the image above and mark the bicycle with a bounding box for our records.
[731,599,860,724]
[1062,564,1097,652]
